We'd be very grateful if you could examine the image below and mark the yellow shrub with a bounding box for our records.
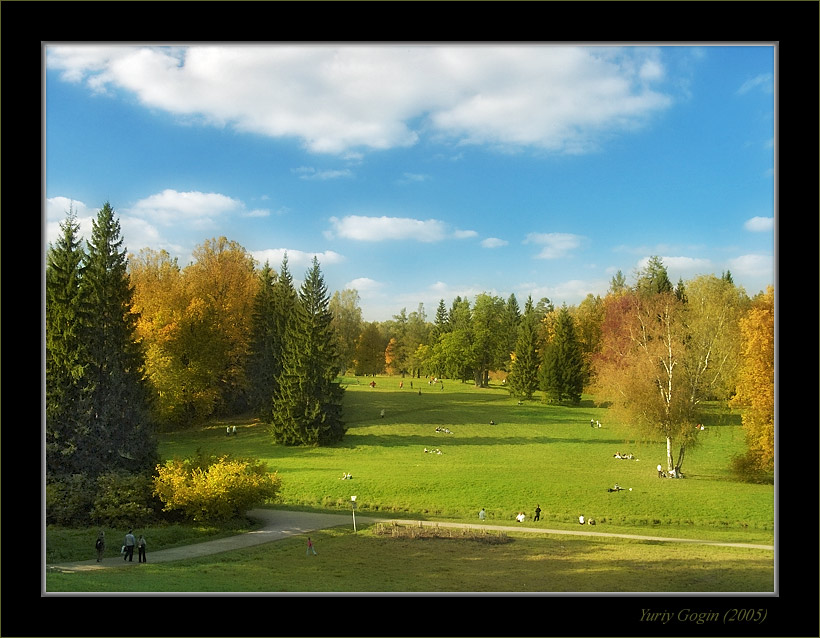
[153,455,281,522]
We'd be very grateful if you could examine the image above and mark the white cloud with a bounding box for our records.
[127,189,243,227]
[453,229,478,239]
[47,45,672,156]
[345,277,384,295]
[524,232,583,259]
[329,215,448,242]
[727,254,773,279]
[481,237,508,248]
[251,248,345,269]
[744,216,773,232]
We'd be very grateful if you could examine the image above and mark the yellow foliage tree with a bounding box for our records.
[154,454,282,522]
[730,286,774,472]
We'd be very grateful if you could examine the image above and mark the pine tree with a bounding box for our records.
[270,257,346,445]
[80,202,157,475]
[539,304,584,404]
[45,207,89,478]
[507,296,540,400]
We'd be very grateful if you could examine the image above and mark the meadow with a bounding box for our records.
[46,377,775,593]
[160,377,774,542]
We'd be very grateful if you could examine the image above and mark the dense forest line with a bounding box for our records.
[46,204,774,492]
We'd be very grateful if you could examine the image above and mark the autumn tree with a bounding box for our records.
[730,286,774,475]
[185,237,258,415]
[129,248,190,427]
[592,291,697,473]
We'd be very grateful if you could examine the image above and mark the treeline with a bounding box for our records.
[47,205,773,483]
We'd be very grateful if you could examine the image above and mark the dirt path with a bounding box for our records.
[48,509,773,573]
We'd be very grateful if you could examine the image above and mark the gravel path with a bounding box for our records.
[47,509,773,573]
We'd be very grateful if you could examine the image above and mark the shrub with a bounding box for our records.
[91,471,164,528]
[46,474,96,526]
[153,453,282,523]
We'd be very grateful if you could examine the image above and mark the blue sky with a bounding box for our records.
[45,45,775,322]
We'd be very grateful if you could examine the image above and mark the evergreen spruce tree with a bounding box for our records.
[270,257,346,445]
[80,202,157,475]
[539,304,584,404]
[45,208,89,478]
[246,262,278,419]
[507,296,540,400]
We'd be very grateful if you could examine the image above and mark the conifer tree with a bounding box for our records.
[246,262,279,419]
[507,296,540,400]
[270,257,346,445]
[45,208,89,478]
[80,202,157,475]
[539,304,584,404]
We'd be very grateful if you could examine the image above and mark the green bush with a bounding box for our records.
[153,453,282,523]
[91,471,164,527]
[46,474,96,526]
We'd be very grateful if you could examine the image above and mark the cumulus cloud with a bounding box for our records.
[524,232,583,259]
[126,189,243,227]
[329,215,448,242]
[47,45,672,156]
[744,216,773,232]
[481,237,508,248]
[251,248,345,269]
[453,229,478,239]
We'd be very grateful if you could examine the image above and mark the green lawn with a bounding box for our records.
[46,377,774,593]
[46,523,773,593]
[158,378,773,542]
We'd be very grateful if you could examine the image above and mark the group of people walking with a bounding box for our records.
[95,529,147,563]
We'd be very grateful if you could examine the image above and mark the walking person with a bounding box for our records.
[123,529,136,562]
[306,537,317,556]
[95,531,106,562]
[534,504,541,522]
[137,535,147,563]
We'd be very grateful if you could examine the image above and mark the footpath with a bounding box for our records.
[48,509,773,573]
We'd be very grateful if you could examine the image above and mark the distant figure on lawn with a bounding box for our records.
[534,505,541,521]
[232,425,237,435]
[380,409,385,418]
[95,531,105,562]
[306,537,317,556]
[516,512,526,523]
[579,515,585,525]
[479,508,486,520]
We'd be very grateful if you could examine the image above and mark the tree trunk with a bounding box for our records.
[666,436,674,471]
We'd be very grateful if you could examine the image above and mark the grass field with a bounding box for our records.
[159,377,773,541]
[46,376,775,593]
